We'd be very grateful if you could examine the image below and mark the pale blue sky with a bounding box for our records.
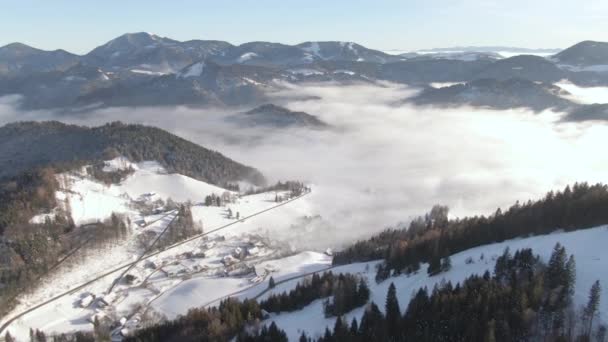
[1,0,607,54]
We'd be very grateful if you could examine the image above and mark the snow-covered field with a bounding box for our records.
[256,226,608,341]
[2,158,324,341]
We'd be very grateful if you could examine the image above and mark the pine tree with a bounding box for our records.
[385,282,401,341]
[427,255,441,276]
[267,322,288,342]
[5,331,15,342]
[596,325,607,342]
[546,243,567,290]
[441,256,452,272]
[566,255,576,298]
[269,276,276,289]
[357,278,370,304]
[333,316,349,340]
[350,318,359,336]
[485,319,497,342]
[299,331,309,342]
[584,280,602,337]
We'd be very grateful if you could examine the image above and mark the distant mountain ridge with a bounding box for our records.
[410,78,573,112]
[0,42,79,76]
[2,34,608,114]
[418,46,561,53]
[409,78,608,122]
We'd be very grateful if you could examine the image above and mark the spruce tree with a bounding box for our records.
[268,276,276,289]
[441,256,452,272]
[357,278,370,304]
[566,255,576,298]
[584,280,601,337]
[350,318,359,336]
[385,282,401,341]
[333,316,349,340]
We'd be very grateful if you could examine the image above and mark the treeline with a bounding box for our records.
[244,181,309,198]
[301,245,604,342]
[0,166,131,317]
[125,298,263,342]
[235,322,288,342]
[1,211,130,318]
[333,183,608,281]
[3,329,96,342]
[158,204,200,248]
[260,272,370,317]
[136,203,201,251]
[86,161,135,185]
[0,167,66,316]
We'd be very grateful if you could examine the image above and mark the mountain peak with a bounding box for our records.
[0,42,41,56]
[239,104,328,128]
[105,32,176,47]
[554,40,608,66]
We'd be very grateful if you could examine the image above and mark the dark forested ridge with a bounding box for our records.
[0,121,265,186]
[305,245,604,342]
[333,183,608,281]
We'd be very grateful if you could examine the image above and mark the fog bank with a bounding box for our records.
[2,83,608,249]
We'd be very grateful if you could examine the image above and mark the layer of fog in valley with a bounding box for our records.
[2,82,608,249]
[555,81,608,104]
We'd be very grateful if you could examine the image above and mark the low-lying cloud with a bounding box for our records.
[2,82,608,249]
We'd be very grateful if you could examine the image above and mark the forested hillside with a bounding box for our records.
[0,121,265,186]
[333,183,608,282]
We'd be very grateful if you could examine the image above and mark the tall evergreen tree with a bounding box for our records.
[385,282,401,341]
[584,280,602,337]
[566,255,576,298]
[5,332,15,342]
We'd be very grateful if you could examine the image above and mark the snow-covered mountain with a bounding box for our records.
[3,36,608,111]
[409,78,573,112]
[83,32,233,74]
[297,41,401,64]
[553,41,608,68]
[0,42,79,76]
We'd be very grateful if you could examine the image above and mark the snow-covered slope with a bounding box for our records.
[255,225,608,341]
[32,158,230,225]
[3,160,323,340]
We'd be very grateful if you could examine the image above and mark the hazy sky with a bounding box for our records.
[1,0,607,54]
